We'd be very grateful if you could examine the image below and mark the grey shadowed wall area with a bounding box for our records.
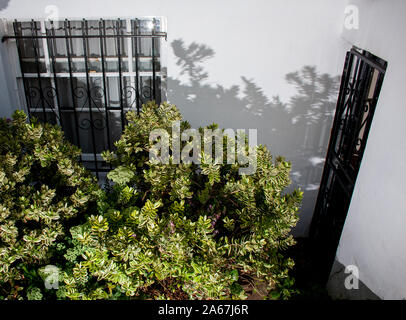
[166,39,340,236]
[0,0,9,11]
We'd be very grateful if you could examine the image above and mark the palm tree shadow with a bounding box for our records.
[0,0,9,11]
[167,39,340,236]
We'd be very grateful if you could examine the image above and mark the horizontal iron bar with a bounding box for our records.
[81,153,107,161]
[326,153,355,186]
[20,56,158,62]
[86,168,111,173]
[30,107,135,112]
[2,33,167,42]
[350,48,387,74]
[19,71,162,77]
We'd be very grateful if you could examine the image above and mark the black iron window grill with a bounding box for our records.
[2,18,167,179]
[309,47,387,280]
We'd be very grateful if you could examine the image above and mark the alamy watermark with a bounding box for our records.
[44,5,60,29]
[42,264,59,290]
[149,121,258,175]
[344,264,359,290]
[344,5,359,30]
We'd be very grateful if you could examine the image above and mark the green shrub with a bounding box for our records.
[59,102,302,300]
[0,111,99,299]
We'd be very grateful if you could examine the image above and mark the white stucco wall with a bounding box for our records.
[0,18,19,118]
[333,0,406,299]
[0,0,349,236]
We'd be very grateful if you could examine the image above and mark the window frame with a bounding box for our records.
[2,17,168,178]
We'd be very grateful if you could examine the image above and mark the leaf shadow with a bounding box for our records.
[166,39,340,236]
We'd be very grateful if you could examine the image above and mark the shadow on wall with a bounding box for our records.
[0,0,9,11]
[166,39,340,236]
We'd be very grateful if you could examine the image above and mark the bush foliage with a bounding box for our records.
[0,111,99,299]
[0,104,302,300]
[57,102,302,300]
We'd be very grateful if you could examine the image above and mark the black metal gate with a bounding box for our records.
[309,47,387,281]
[3,18,167,178]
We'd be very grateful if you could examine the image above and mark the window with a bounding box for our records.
[6,18,167,178]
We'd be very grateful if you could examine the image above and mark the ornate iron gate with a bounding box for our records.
[3,18,167,179]
[309,47,387,280]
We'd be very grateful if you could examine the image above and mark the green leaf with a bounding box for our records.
[230,282,244,295]
[107,165,134,184]
[269,291,281,300]
[230,269,239,282]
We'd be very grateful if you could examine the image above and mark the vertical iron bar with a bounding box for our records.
[116,19,125,130]
[332,53,353,154]
[348,57,363,116]
[341,58,365,164]
[65,20,82,161]
[336,52,353,119]
[82,19,99,179]
[30,20,47,121]
[326,55,352,158]
[99,19,112,169]
[140,77,144,105]
[310,50,353,239]
[357,71,384,157]
[151,18,156,101]
[126,18,135,113]
[133,19,141,114]
[336,55,359,158]
[47,22,63,127]
[345,63,372,166]
[13,20,32,118]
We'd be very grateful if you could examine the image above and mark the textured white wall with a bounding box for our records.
[0,19,19,118]
[0,0,349,236]
[334,0,406,299]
